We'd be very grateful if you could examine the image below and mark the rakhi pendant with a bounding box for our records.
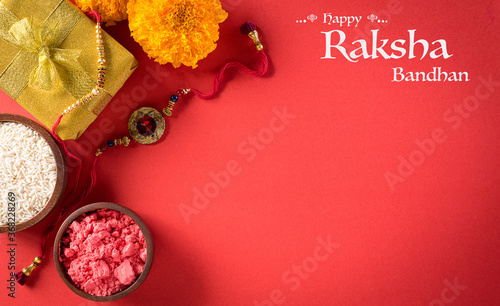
[128,107,165,145]
[128,88,190,145]
[95,89,190,155]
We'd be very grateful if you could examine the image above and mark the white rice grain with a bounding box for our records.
[0,122,57,225]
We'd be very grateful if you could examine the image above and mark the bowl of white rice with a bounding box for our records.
[0,114,66,232]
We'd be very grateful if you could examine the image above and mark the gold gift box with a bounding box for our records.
[0,0,137,140]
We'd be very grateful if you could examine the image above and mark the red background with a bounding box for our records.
[1,0,500,305]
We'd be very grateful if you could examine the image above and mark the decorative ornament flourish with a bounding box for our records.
[307,14,318,23]
[368,14,378,22]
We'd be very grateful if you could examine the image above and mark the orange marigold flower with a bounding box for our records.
[127,0,228,68]
[75,0,129,26]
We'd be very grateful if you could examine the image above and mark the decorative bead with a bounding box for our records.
[176,89,184,97]
[122,136,131,146]
[76,100,81,106]
[114,138,123,145]
[100,144,108,152]
[98,58,106,64]
[107,140,115,147]
[183,88,191,94]
[170,95,178,102]
[162,108,172,116]
[92,89,99,96]
[95,149,102,156]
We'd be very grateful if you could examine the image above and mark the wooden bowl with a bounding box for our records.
[53,202,155,302]
[0,114,66,233]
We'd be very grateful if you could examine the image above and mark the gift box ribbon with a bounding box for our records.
[0,1,101,100]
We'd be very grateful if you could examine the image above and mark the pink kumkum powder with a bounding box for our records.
[59,208,147,296]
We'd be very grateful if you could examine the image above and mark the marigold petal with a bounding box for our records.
[75,0,129,26]
[127,0,227,68]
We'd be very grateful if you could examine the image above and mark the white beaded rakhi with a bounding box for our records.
[64,20,106,115]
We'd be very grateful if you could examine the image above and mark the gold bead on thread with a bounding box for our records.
[95,136,131,156]
[248,30,263,51]
[22,256,42,277]
[162,89,188,117]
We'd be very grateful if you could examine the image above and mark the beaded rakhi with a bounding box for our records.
[16,14,268,285]
[93,21,267,155]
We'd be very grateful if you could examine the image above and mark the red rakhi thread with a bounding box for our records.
[86,10,102,24]
[191,21,269,99]
[15,11,102,286]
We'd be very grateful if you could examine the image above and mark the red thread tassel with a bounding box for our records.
[240,21,257,35]
[15,271,27,286]
[14,256,42,286]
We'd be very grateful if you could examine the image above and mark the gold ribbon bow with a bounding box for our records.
[7,18,85,91]
[0,1,99,100]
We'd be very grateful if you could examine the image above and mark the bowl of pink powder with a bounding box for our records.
[54,202,154,301]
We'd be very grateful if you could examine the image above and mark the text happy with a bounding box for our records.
[323,13,362,27]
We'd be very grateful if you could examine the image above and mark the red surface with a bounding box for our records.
[1,0,500,305]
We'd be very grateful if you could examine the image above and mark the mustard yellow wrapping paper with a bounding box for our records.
[0,0,137,140]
